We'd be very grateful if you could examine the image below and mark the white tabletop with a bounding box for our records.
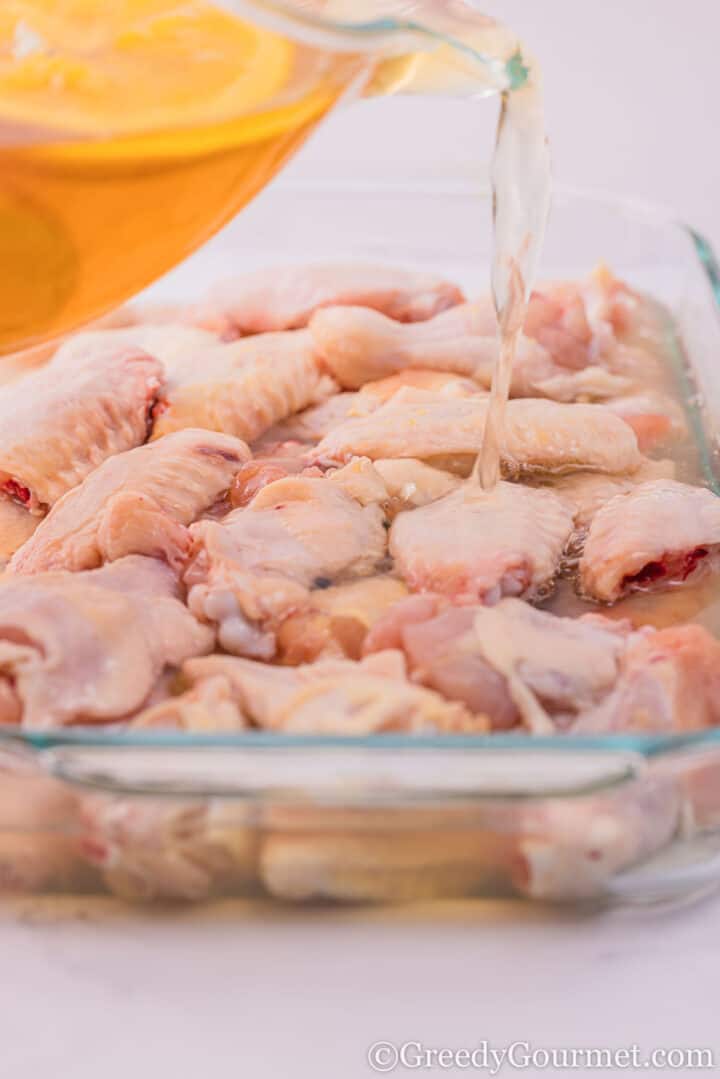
[2,893,717,1077]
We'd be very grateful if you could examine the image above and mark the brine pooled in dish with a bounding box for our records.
[1,261,718,741]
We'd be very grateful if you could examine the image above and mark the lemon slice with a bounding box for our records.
[0,1,294,138]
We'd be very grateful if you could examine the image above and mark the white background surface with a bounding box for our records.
[7,3,720,1077]
[3,894,719,1077]
[287,0,720,246]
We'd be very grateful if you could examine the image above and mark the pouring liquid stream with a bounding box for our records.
[473,70,552,489]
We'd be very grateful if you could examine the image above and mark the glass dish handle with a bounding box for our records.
[32,740,647,801]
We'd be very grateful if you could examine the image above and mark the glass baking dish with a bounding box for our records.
[3,182,720,909]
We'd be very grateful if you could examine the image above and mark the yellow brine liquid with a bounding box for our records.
[0,1,371,353]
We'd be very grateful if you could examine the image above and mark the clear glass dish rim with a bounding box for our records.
[4,185,719,764]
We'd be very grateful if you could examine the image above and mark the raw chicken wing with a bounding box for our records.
[52,324,219,374]
[151,331,336,441]
[360,370,481,403]
[0,499,39,565]
[80,799,258,901]
[9,430,249,574]
[0,345,162,512]
[181,651,485,734]
[314,395,641,476]
[366,598,521,730]
[579,480,720,602]
[194,262,464,335]
[545,457,675,528]
[0,556,213,729]
[0,753,90,893]
[310,301,546,390]
[185,475,388,658]
[261,392,369,445]
[132,675,248,731]
[263,373,478,447]
[513,782,680,900]
[366,596,625,733]
[390,483,573,604]
[574,623,720,733]
[310,294,633,401]
[469,601,627,732]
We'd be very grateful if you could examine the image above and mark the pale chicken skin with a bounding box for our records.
[193,262,465,336]
[365,597,522,730]
[229,441,385,512]
[360,370,481,404]
[517,270,679,410]
[0,756,89,893]
[0,345,162,513]
[521,275,656,379]
[309,288,639,401]
[523,283,597,370]
[310,301,550,391]
[513,782,680,900]
[390,482,574,605]
[179,651,486,735]
[469,602,628,733]
[79,799,258,901]
[9,430,249,575]
[59,325,337,446]
[574,623,720,734]
[314,395,641,476]
[275,576,409,664]
[579,480,720,602]
[324,456,389,507]
[501,399,641,476]
[366,597,626,733]
[0,556,213,729]
[151,331,337,442]
[367,594,718,735]
[263,373,479,448]
[373,458,461,510]
[423,599,720,733]
[184,475,388,658]
[52,324,220,374]
[604,392,687,453]
[528,268,668,380]
[586,263,667,344]
[132,674,248,732]
[525,365,631,403]
[543,457,676,528]
[461,606,720,735]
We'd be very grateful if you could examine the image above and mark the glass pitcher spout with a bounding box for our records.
[215,0,530,99]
